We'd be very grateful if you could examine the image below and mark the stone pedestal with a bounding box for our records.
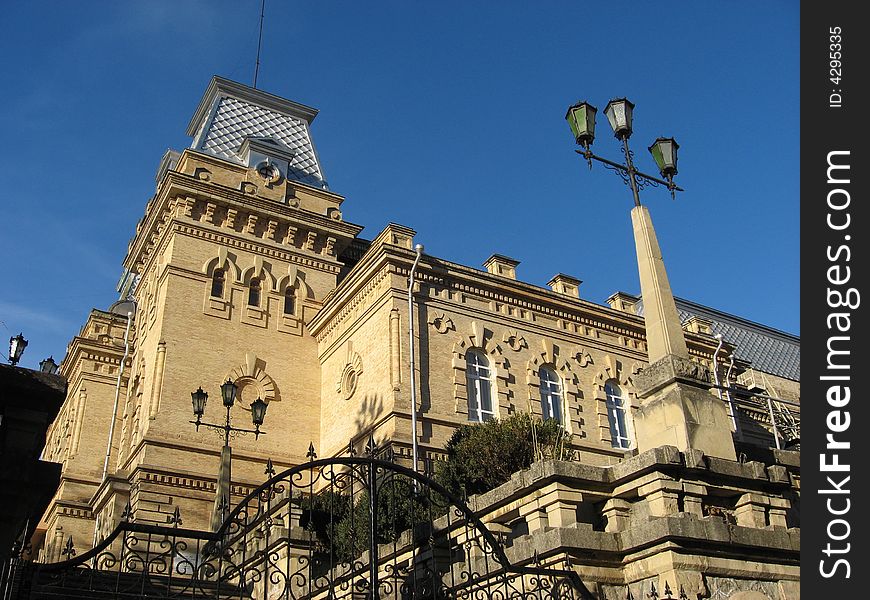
[633,354,736,461]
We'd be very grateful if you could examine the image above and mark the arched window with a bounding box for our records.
[604,380,631,449]
[248,278,261,307]
[465,350,494,422]
[211,268,225,298]
[283,287,296,315]
[539,366,563,424]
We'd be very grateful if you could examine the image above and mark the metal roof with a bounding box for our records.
[188,77,327,189]
[635,295,800,381]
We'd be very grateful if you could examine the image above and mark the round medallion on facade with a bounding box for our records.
[233,376,268,410]
[340,364,359,400]
[256,161,281,184]
[337,348,364,401]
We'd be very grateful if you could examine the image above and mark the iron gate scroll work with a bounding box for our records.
[12,450,592,600]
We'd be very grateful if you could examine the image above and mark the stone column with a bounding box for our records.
[631,205,688,363]
[630,206,736,460]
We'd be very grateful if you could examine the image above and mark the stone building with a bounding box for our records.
[29,77,800,598]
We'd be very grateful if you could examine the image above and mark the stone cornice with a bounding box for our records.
[316,278,394,359]
[172,223,342,275]
[312,242,719,361]
[310,257,393,341]
[125,169,362,274]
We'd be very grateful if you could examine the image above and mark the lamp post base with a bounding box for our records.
[633,354,737,461]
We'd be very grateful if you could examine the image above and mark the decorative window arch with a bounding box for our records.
[211,268,226,298]
[202,253,240,320]
[451,322,509,421]
[592,356,641,451]
[525,340,589,436]
[604,379,631,449]
[538,365,563,424]
[465,349,494,422]
[283,286,296,315]
[248,277,262,307]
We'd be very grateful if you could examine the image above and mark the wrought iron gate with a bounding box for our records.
[5,450,592,600]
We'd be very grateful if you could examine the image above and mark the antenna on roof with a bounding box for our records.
[253,0,266,88]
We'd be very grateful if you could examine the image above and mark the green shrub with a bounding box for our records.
[297,414,572,563]
[434,413,574,498]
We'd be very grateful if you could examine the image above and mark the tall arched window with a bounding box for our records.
[539,366,563,424]
[248,278,261,307]
[604,380,631,449]
[211,268,225,298]
[465,349,494,422]
[283,287,296,315]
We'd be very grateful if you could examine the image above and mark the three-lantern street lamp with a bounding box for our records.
[8,333,27,366]
[190,379,268,530]
[565,98,683,204]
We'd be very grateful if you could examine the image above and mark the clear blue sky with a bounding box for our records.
[0,1,799,369]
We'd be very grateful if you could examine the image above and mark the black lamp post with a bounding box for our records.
[8,333,27,366]
[565,98,683,203]
[190,379,268,530]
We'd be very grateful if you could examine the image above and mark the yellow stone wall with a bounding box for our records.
[37,310,129,561]
[33,146,800,554]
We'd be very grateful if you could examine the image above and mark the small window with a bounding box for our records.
[248,278,261,307]
[604,380,631,449]
[465,349,494,422]
[283,287,296,315]
[211,269,225,298]
[539,366,563,424]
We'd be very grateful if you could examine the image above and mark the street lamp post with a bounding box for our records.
[565,97,690,363]
[565,97,737,461]
[566,98,683,204]
[190,379,268,531]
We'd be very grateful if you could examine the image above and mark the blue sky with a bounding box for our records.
[0,1,799,369]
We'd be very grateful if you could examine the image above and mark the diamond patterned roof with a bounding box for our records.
[635,296,800,381]
[191,83,326,189]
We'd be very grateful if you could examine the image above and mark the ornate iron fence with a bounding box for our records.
[4,445,592,600]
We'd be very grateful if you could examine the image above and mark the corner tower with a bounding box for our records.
[106,76,363,534]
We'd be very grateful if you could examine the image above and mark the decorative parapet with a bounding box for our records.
[607,291,639,315]
[370,223,416,250]
[457,448,799,598]
[683,315,714,335]
[483,254,520,279]
[547,274,582,299]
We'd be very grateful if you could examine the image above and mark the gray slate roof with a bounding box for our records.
[187,77,327,189]
[635,296,800,381]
